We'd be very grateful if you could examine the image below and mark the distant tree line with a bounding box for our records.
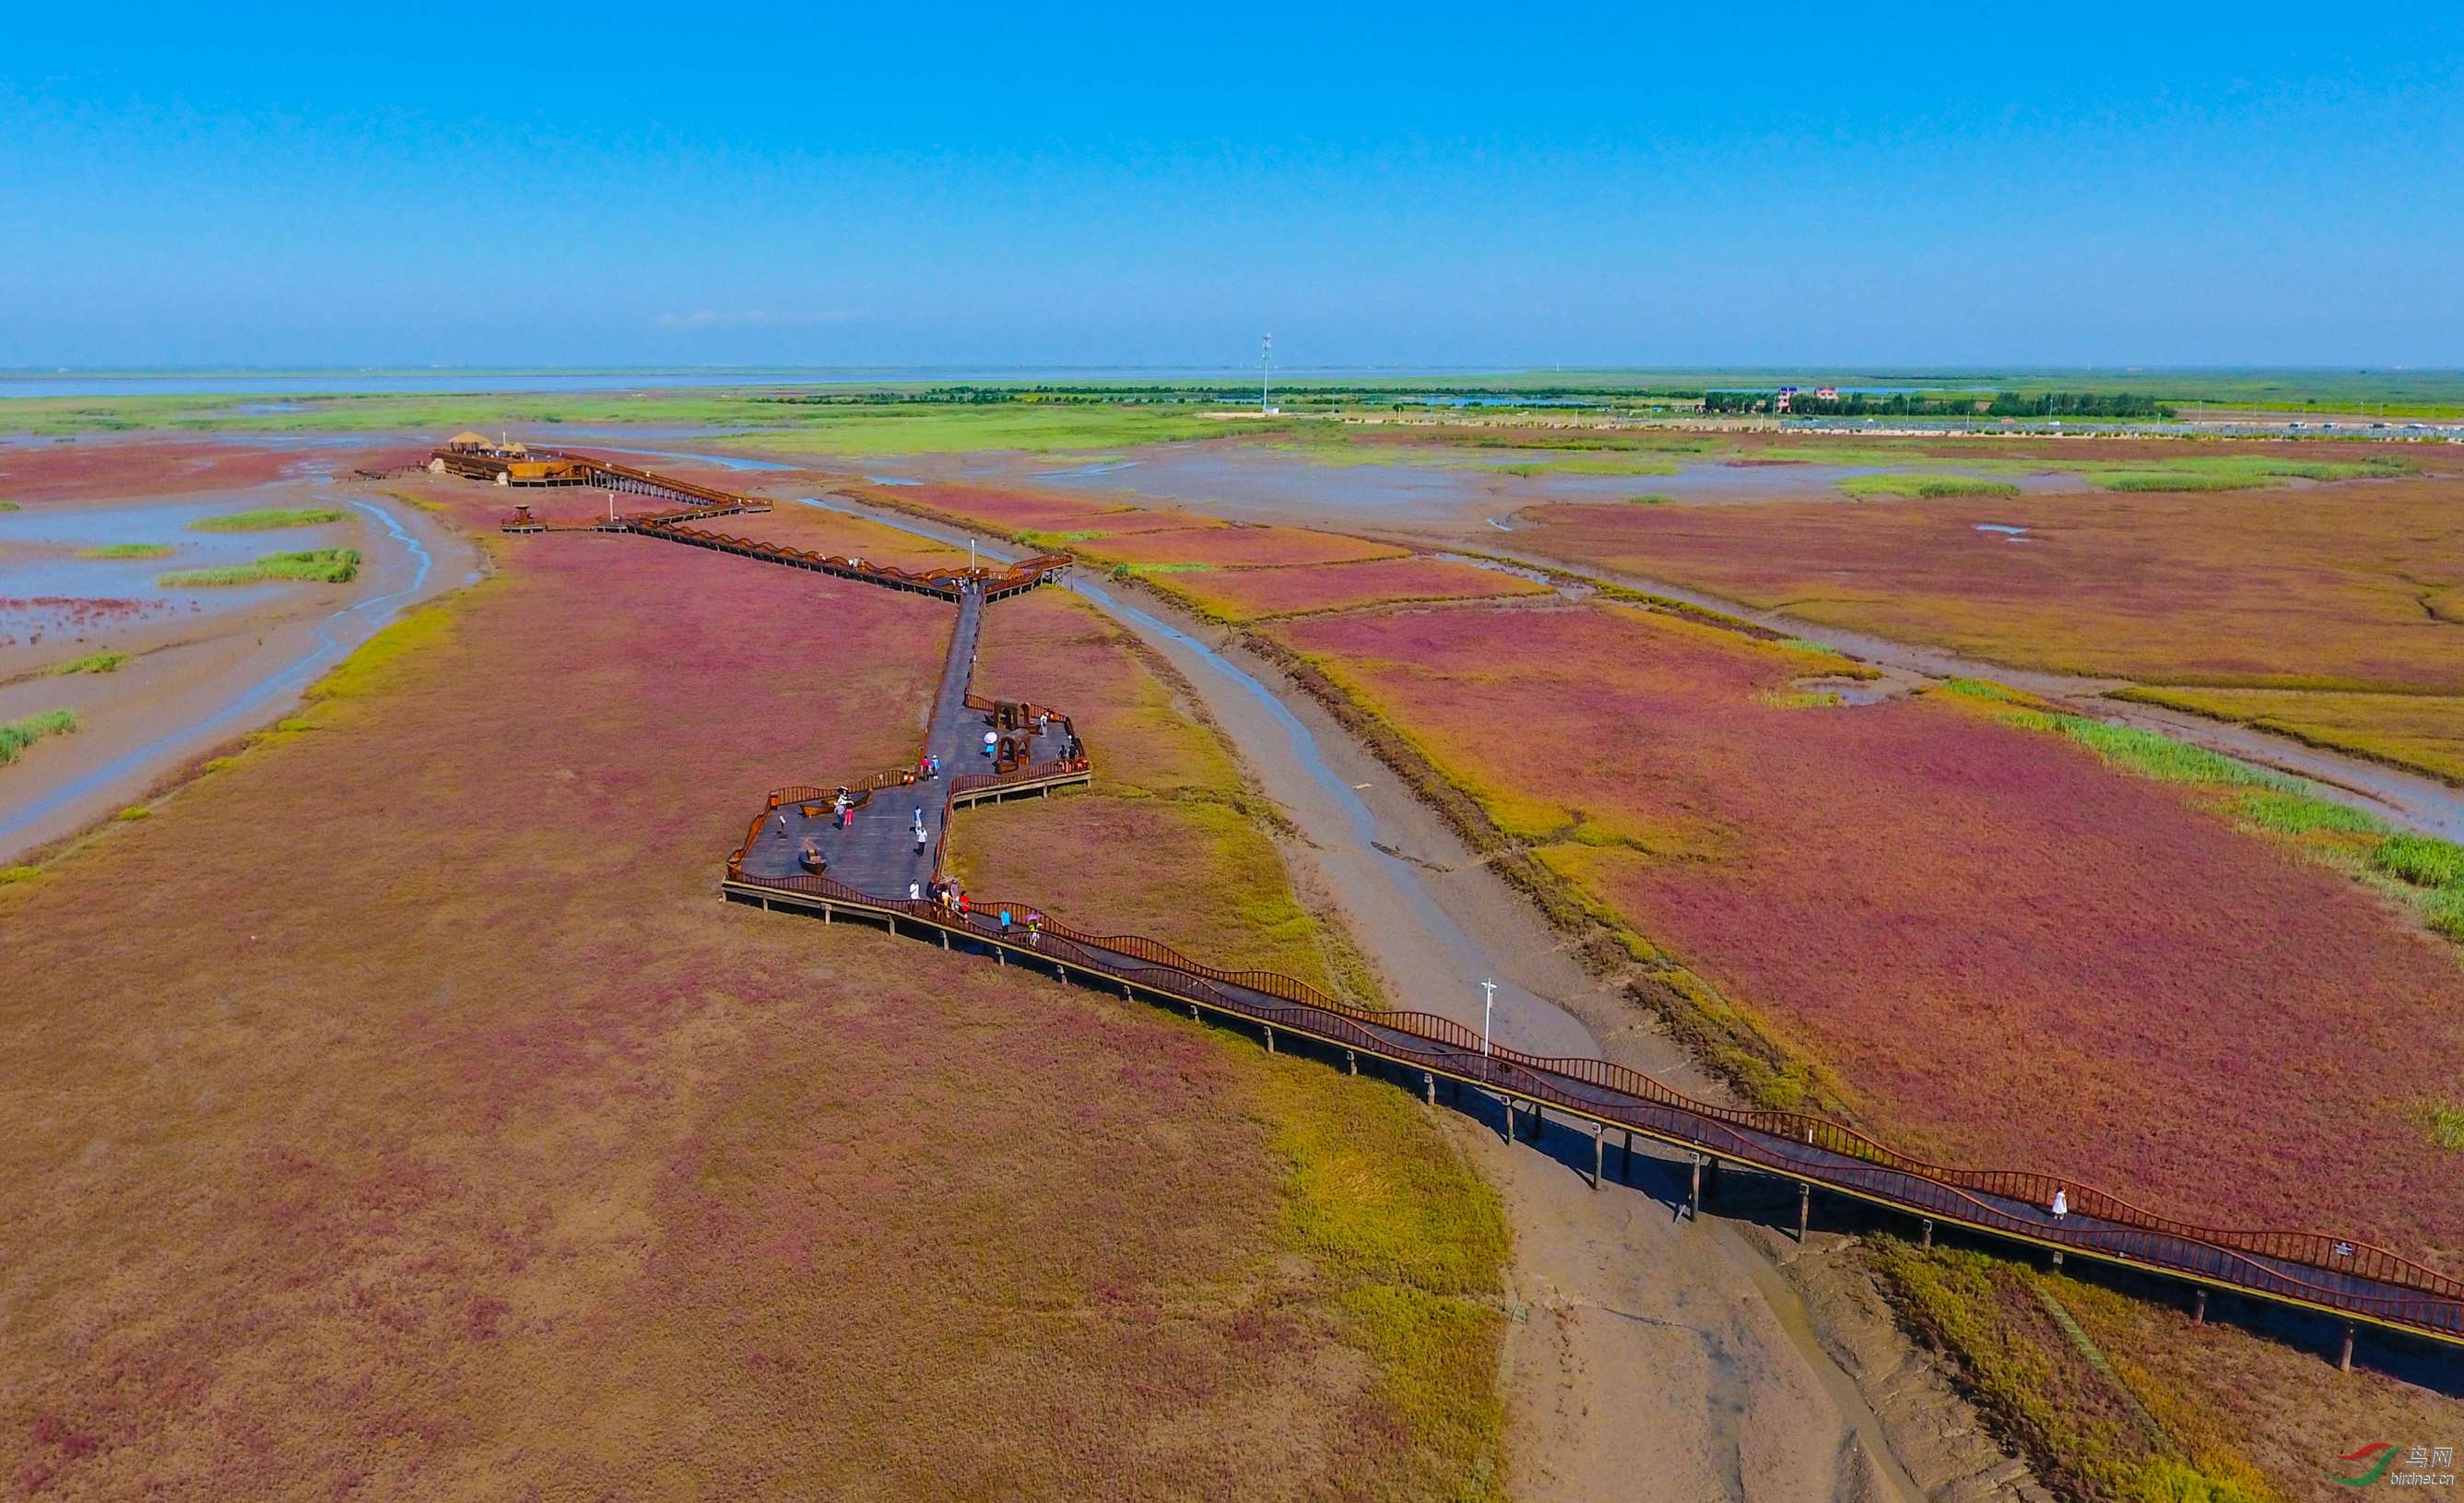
[752,385,1272,408]
[1702,390,2174,419]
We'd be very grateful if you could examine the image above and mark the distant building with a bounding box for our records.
[1813,386,1839,400]
[430,432,594,486]
[1775,385,1799,413]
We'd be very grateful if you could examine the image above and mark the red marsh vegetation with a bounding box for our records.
[1151,555,1555,624]
[0,514,1496,1497]
[686,499,973,572]
[1270,598,2464,1260]
[1044,507,1232,538]
[0,439,381,503]
[1081,524,1410,571]
[1510,476,2464,693]
[847,479,1137,533]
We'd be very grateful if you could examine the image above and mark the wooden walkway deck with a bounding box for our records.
[481,447,2464,1365]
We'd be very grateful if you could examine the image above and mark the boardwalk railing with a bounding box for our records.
[485,444,2463,1350]
[948,756,1092,805]
[719,863,2464,1344]
[632,521,1070,602]
[453,444,1074,598]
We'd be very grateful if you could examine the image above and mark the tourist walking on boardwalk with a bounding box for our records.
[1026,910,1042,947]
[983,731,997,758]
[915,822,929,851]
[999,906,1012,939]
[958,891,970,917]
[2050,1188,2069,1220]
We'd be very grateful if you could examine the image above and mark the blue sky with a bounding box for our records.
[3,4,2458,369]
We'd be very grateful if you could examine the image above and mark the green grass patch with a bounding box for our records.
[2426,888,2464,941]
[2012,712,2287,787]
[2090,456,2404,494]
[2410,1099,2464,1151]
[113,805,150,822]
[1104,561,1214,577]
[2371,832,2464,889]
[1991,704,2464,947]
[1939,677,2034,704]
[0,708,80,764]
[1841,472,2023,499]
[2099,471,2268,493]
[1870,1244,2269,1503]
[185,507,346,532]
[2232,787,2384,837]
[50,651,129,676]
[736,402,1283,456]
[1624,492,1676,505]
[0,501,18,512]
[76,542,174,559]
[1255,1059,1508,1500]
[159,548,360,586]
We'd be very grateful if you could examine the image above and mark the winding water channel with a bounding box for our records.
[0,494,466,860]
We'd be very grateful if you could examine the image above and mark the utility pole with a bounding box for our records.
[1261,333,1273,413]
[1480,977,1497,1077]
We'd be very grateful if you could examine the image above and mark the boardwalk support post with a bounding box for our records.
[2339,1324,2355,1373]
[1798,1182,1810,1242]
[1689,1153,1702,1218]
[1264,1025,1275,1055]
[1423,1072,1436,1106]
[2051,1249,2065,1271]
[2192,1288,2206,1325]
[1593,1122,1604,1190]
[1345,1049,1357,1075]
[1921,1219,1934,1250]
[1189,1002,1199,1022]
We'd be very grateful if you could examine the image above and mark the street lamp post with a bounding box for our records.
[1480,977,1497,1079]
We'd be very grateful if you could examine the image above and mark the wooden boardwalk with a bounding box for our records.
[738,590,1015,897]
[480,450,2464,1366]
